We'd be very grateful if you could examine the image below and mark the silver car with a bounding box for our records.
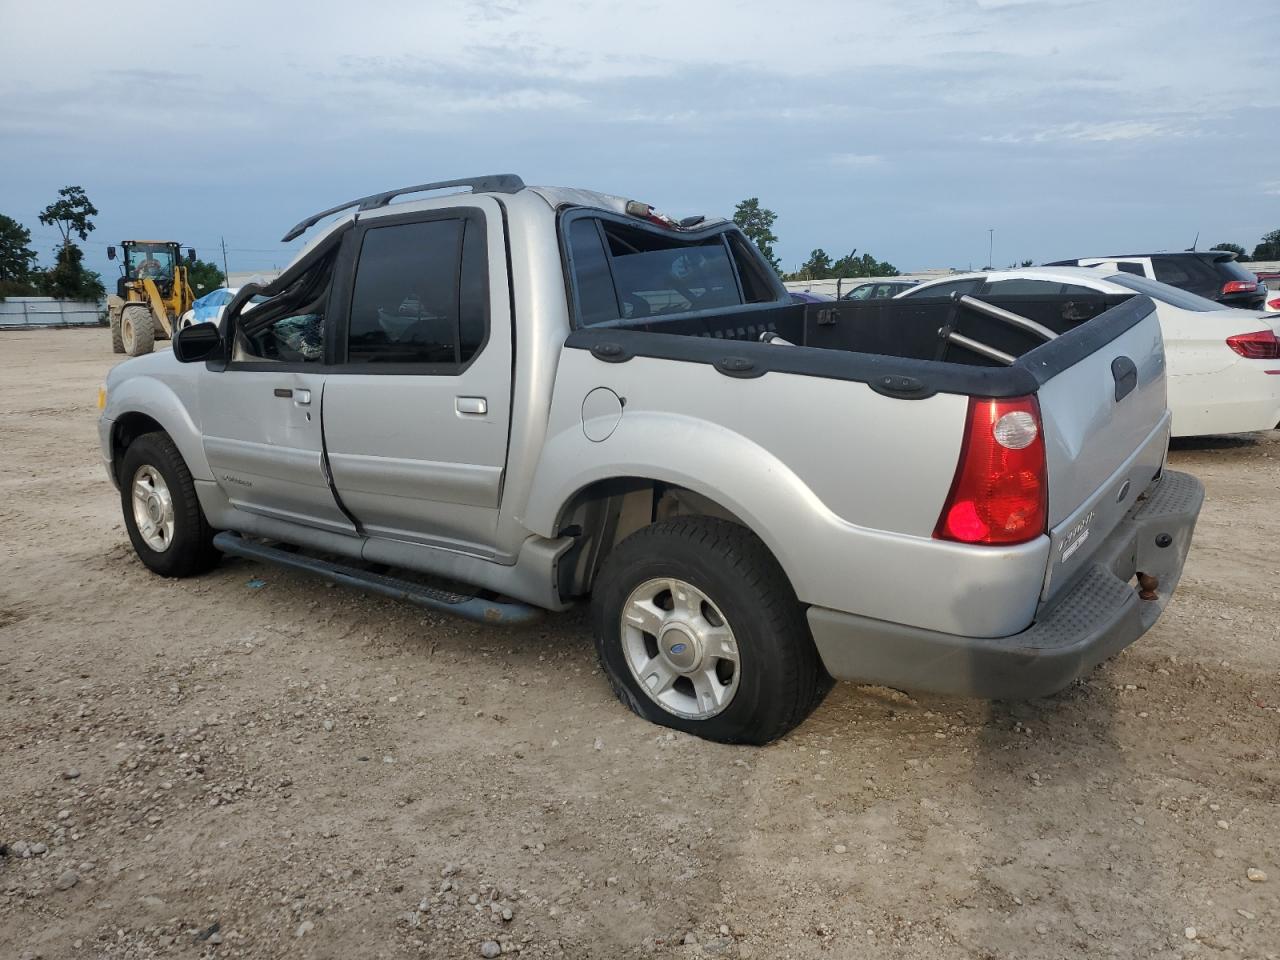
[99,175,1203,744]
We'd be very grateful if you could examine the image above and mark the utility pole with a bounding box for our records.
[220,237,231,288]
[988,228,994,270]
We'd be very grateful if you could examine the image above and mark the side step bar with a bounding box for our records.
[212,533,542,625]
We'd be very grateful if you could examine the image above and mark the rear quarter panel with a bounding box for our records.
[521,349,1054,638]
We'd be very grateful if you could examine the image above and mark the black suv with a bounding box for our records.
[1045,251,1265,310]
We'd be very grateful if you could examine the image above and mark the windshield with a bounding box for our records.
[1106,273,1225,312]
[125,243,175,281]
[1216,257,1258,283]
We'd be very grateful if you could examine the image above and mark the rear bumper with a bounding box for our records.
[1169,365,1280,438]
[808,470,1204,698]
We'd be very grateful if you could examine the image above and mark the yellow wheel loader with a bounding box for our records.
[106,241,197,356]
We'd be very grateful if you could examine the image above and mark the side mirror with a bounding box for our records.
[107,246,117,260]
[173,322,221,363]
[187,248,197,262]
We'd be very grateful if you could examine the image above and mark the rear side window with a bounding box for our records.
[566,216,771,326]
[346,217,487,367]
[904,278,982,299]
[1115,262,1145,275]
[1107,273,1222,312]
[983,278,1064,295]
[1153,257,1193,286]
[983,278,1102,296]
[567,219,619,326]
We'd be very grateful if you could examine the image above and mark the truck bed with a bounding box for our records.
[566,291,1149,400]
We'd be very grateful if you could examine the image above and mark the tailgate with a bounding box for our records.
[1032,296,1170,601]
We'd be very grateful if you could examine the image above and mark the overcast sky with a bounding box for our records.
[1,0,1276,280]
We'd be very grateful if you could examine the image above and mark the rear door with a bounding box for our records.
[321,198,513,557]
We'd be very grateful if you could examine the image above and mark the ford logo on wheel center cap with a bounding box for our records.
[669,642,688,655]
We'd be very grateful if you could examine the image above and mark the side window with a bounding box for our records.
[1115,262,1144,275]
[1153,258,1191,286]
[233,251,335,364]
[726,234,778,304]
[984,278,1067,295]
[906,278,982,299]
[345,217,487,367]
[568,218,620,325]
[843,283,873,300]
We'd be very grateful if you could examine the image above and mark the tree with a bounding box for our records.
[186,258,226,297]
[36,185,102,301]
[0,214,40,297]
[1252,230,1280,262]
[39,243,104,300]
[733,198,780,272]
[783,248,899,281]
[790,248,834,281]
[830,250,898,278]
[1211,242,1249,261]
[38,185,98,245]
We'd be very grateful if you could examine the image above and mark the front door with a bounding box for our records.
[322,199,512,557]
[202,245,356,535]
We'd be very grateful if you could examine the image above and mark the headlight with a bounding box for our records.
[97,384,107,410]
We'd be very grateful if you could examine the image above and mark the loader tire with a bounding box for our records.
[110,312,125,353]
[121,305,155,357]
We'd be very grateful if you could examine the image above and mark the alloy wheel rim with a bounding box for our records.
[131,464,175,552]
[620,577,740,719]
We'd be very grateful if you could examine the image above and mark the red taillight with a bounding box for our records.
[1225,329,1280,359]
[1267,297,1280,310]
[1221,280,1258,295]
[934,396,1047,546]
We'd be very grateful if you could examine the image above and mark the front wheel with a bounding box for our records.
[119,432,220,577]
[591,517,829,745]
[121,305,155,356]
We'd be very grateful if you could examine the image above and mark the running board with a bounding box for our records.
[212,533,542,625]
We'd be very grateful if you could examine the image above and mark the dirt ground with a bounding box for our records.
[1,327,1277,960]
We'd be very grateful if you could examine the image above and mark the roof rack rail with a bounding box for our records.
[281,174,525,242]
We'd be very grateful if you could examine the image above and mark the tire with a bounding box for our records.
[591,517,828,745]
[119,431,220,578]
[110,312,125,353]
[121,305,155,356]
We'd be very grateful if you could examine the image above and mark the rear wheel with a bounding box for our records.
[109,311,125,353]
[121,305,155,356]
[591,517,828,745]
[119,432,219,577]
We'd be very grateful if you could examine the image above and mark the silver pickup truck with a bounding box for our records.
[99,174,1204,744]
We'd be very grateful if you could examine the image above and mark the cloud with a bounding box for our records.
[828,153,886,168]
[982,119,1202,144]
[0,0,1274,275]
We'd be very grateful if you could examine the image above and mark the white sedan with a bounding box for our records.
[897,267,1280,438]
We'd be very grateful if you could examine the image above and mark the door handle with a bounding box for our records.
[456,396,487,415]
[273,387,311,405]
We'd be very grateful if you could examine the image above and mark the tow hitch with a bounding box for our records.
[1136,572,1159,601]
